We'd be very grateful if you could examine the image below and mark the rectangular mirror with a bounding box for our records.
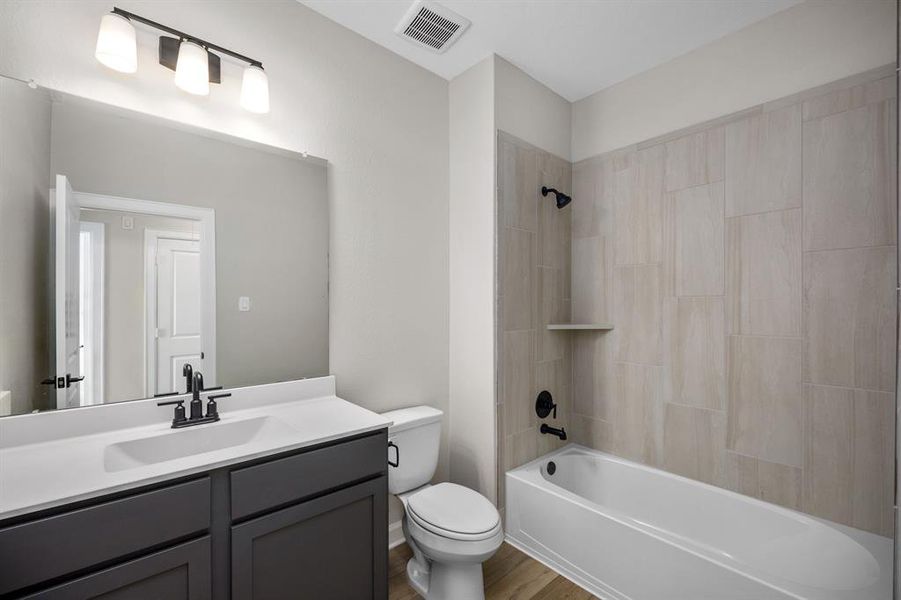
[0,76,328,416]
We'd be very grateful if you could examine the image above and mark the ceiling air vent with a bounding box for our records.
[395,1,470,54]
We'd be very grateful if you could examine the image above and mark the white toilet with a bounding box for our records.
[382,406,503,600]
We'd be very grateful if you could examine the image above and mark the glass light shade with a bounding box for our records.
[174,40,209,96]
[240,65,270,114]
[95,13,137,73]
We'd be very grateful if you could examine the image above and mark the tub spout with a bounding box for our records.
[540,423,567,441]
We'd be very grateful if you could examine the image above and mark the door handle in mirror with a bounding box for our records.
[66,374,85,387]
[41,376,66,388]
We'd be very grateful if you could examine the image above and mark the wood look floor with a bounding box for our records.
[388,542,599,600]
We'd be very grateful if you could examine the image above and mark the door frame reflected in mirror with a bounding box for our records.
[51,185,218,406]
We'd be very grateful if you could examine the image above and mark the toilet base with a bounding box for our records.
[406,557,486,600]
[405,556,429,598]
[427,560,486,600]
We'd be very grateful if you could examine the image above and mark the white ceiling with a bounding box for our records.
[301,0,801,102]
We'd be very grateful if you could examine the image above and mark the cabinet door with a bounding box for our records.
[23,537,211,600]
[231,476,387,600]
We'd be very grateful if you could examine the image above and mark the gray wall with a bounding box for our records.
[50,98,328,394]
[0,79,52,414]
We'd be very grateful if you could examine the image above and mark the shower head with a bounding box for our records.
[541,186,572,209]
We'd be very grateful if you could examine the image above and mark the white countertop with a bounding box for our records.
[0,377,392,521]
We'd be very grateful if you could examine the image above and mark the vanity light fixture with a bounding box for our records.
[240,65,270,114]
[174,40,210,96]
[95,7,270,113]
[94,12,137,73]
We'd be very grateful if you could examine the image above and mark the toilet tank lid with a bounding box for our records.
[383,406,443,433]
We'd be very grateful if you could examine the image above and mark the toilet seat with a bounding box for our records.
[404,506,504,565]
[406,482,500,542]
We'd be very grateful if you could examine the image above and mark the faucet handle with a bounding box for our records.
[157,399,187,425]
[205,393,231,419]
[157,399,185,406]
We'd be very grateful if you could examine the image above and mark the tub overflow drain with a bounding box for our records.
[547,461,556,475]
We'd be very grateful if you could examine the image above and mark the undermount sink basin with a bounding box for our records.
[104,416,297,472]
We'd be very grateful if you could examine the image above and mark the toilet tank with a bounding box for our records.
[381,406,443,495]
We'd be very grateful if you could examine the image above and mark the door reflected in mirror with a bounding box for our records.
[0,76,329,416]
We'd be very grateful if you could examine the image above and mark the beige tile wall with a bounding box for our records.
[565,68,897,536]
[496,69,896,536]
[496,132,572,509]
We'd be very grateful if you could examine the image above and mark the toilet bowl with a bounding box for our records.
[382,407,503,600]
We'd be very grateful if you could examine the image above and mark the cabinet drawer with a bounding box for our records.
[0,478,210,597]
[21,536,211,600]
[230,432,386,520]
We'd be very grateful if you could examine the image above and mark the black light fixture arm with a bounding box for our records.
[111,7,263,68]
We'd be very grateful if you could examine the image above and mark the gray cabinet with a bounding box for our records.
[21,537,211,600]
[230,433,386,520]
[232,477,387,600]
[0,430,388,600]
[0,479,210,597]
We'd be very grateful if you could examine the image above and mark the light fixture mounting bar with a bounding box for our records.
[111,7,263,67]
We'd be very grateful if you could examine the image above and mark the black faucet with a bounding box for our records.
[190,372,204,419]
[183,363,194,393]
[540,423,567,441]
[157,370,231,429]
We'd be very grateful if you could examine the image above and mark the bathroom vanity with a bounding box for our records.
[0,76,386,598]
[0,71,395,599]
[0,377,391,599]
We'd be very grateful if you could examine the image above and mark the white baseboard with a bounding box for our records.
[0,391,11,417]
[389,519,405,549]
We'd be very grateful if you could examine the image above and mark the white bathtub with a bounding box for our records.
[505,445,892,600]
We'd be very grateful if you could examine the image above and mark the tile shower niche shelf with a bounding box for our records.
[547,323,614,331]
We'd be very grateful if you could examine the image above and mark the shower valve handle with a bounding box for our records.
[535,390,557,419]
